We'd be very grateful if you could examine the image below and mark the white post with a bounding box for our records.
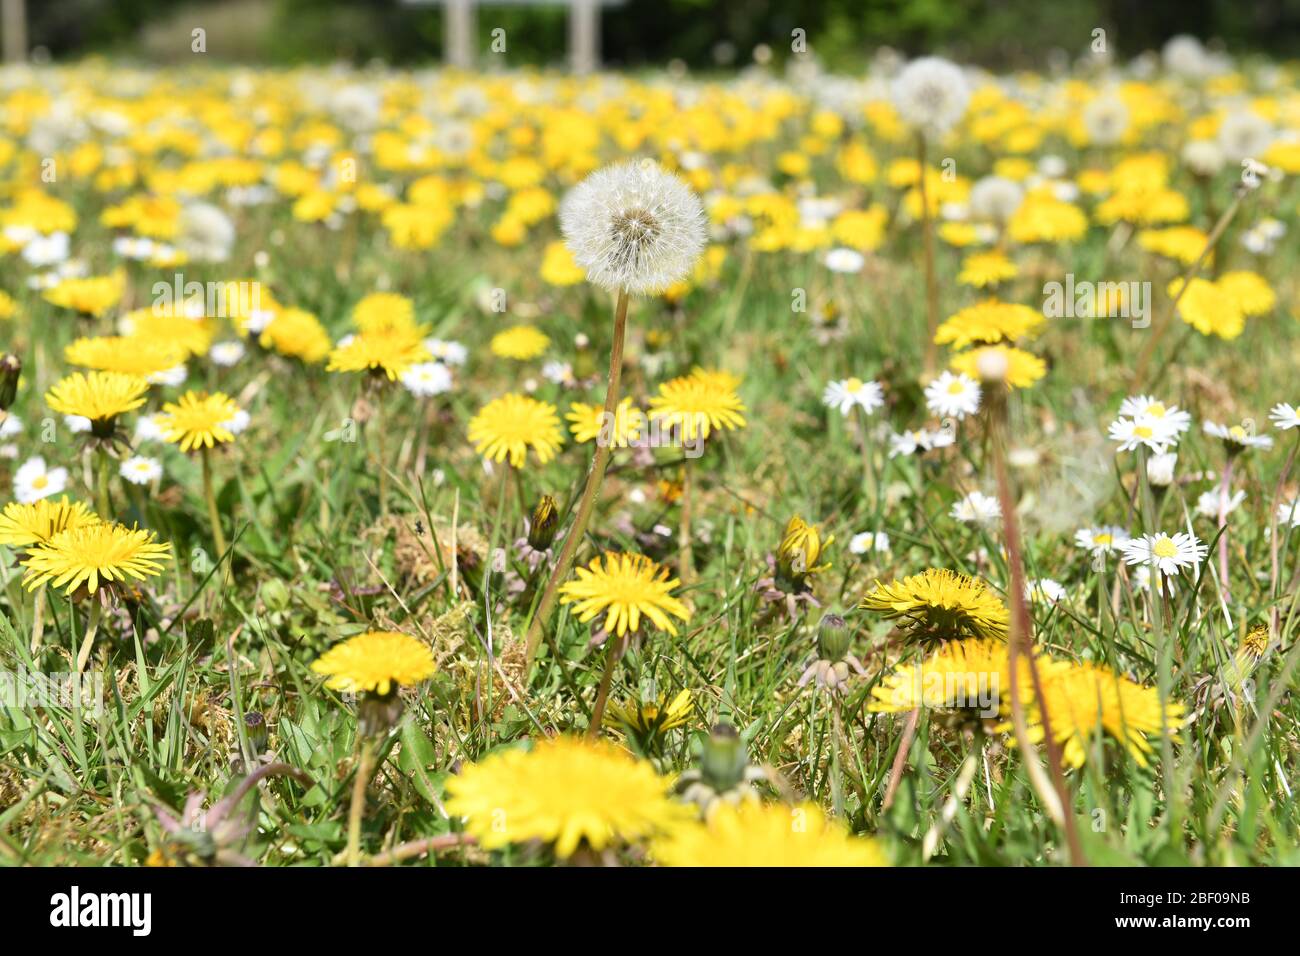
[2,0,26,64]
[445,0,475,69]
[569,0,598,75]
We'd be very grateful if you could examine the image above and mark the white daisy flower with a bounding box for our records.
[541,360,574,386]
[1195,487,1246,519]
[1118,395,1192,436]
[1269,403,1300,430]
[399,361,453,398]
[1108,415,1178,453]
[558,159,707,295]
[425,338,468,366]
[1074,525,1130,553]
[210,340,247,367]
[848,531,890,555]
[0,413,21,438]
[823,247,865,274]
[147,365,188,387]
[135,413,167,443]
[21,231,70,268]
[1121,531,1208,578]
[220,410,250,435]
[241,308,277,335]
[1026,578,1067,604]
[64,415,91,434]
[119,455,163,486]
[1276,499,1300,528]
[823,377,884,417]
[13,456,68,503]
[1146,451,1178,487]
[1203,421,1274,452]
[924,371,981,420]
[951,490,1001,525]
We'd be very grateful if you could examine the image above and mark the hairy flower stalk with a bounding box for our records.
[984,357,1086,864]
[917,132,940,375]
[525,161,705,671]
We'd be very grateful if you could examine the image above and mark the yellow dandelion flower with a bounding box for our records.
[468,393,564,467]
[21,522,172,596]
[41,272,125,318]
[860,568,1010,642]
[1019,659,1183,768]
[259,307,332,363]
[776,515,833,586]
[1007,196,1087,244]
[648,370,747,443]
[65,336,187,380]
[310,630,436,696]
[445,736,688,858]
[1136,226,1208,265]
[1216,270,1275,317]
[490,325,550,360]
[605,688,695,738]
[0,497,100,548]
[566,397,645,446]
[327,330,430,380]
[540,240,585,286]
[45,371,149,433]
[559,552,692,638]
[935,300,1044,348]
[119,307,217,357]
[352,292,418,335]
[157,391,242,453]
[950,345,1046,389]
[653,800,888,867]
[869,638,1010,713]
[1171,277,1245,340]
[957,251,1019,288]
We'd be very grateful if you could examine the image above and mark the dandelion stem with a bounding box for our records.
[30,584,45,654]
[201,447,228,570]
[1217,456,1234,601]
[586,634,623,740]
[75,599,102,675]
[346,735,379,867]
[679,460,695,584]
[95,449,112,520]
[524,288,629,672]
[917,132,939,377]
[1269,431,1300,632]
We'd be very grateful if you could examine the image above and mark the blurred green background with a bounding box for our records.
[18,0,1300,67]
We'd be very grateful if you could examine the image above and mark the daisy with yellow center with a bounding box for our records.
[566,396,645,446]
[326,330,431,380]
[647,369,747,442]
[468,393,564,467]
[950,344,1046,389]
[653,800,888,867]
[311,630,436,696]
[445,736,689,859]
[490,324,551,360]
[157,390,242,453]
[860,568,1010,642]
[45,370,149,437]
[0,497,100,549]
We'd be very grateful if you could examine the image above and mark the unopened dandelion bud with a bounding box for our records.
[816,612,852,662]
[776,516,829,590]
[527,494,560,551]
[0,354,19,411]
[244,710,269,752]
[700,723,748,792]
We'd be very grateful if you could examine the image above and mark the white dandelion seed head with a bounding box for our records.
[891,57,970,135]
[558,159,706,295]
[1082,94,1130,146]
[1217,111,1274,164]
[1181,139,1225,177]
[968,176,1023,223]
